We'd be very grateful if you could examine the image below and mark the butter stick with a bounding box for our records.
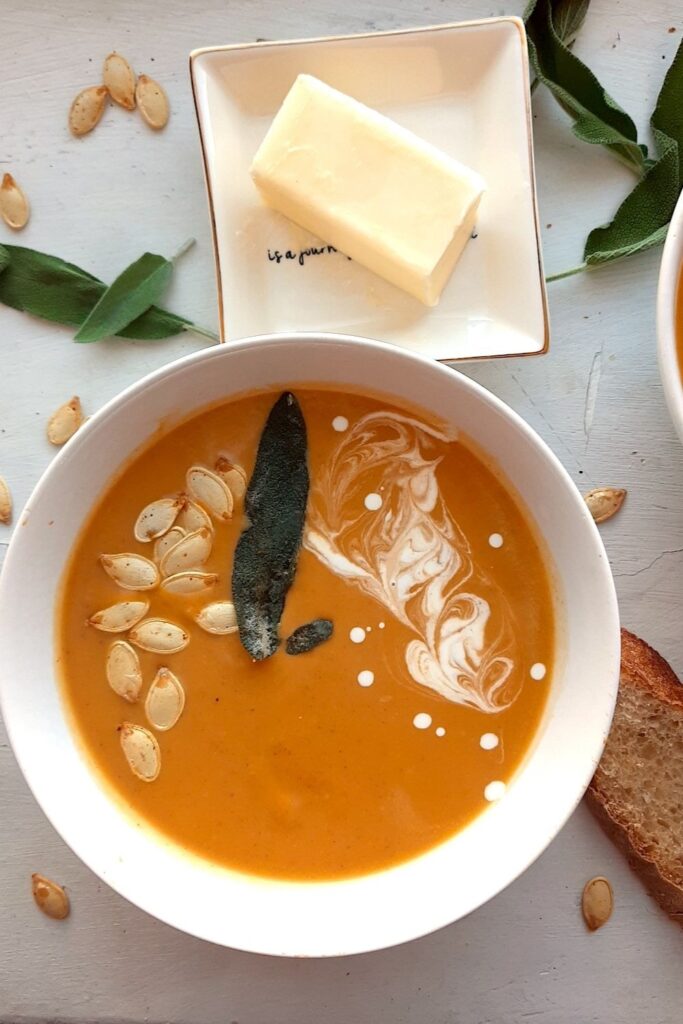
[250,74,485,306]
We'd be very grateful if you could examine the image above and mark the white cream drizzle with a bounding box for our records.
[305,411,519,714]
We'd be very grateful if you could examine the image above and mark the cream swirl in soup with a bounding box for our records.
[305,412,517,713]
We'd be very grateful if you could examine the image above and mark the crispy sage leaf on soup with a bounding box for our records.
[285,619,334,655]
[232,392,309,661]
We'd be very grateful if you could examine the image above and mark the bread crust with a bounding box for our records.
[586,628,683,924]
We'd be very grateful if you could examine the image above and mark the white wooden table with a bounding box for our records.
[2,1,682,1021]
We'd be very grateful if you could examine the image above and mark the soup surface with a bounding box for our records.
[677,269,683,381]
[58,386,554,880]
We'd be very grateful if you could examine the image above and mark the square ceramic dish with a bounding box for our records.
[190,17,549,361]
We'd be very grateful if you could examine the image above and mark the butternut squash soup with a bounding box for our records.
[58,387,554,880]
[677,268,683,381]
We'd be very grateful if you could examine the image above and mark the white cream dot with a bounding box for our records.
[365,625,372,632]
[530,662,547,680]
[332,416,349,432]
[488,533,504,549]
[357,670,374,687]
[435,727,446,737]
[413,712,432,730]
[480,733,499,750]
[364,492,382,511]
[350,627,366,644]
[484,780,506,802]
[378,622,385,629]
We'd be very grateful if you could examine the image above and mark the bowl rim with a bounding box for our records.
[0,332,620,956]
[657,189,683,443]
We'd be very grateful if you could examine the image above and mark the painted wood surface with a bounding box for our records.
[1,1,682,1021]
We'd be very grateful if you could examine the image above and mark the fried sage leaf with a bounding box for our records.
[286,619,333,655]
[232,392,309,660]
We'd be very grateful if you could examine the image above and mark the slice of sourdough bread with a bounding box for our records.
[586,629,683,923]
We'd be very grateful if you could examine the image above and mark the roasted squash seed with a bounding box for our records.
[160,526,213,577]
[581,876,613,931]
[135,74,169,129]
[103,52,136,110]
[186,466,233,521]
[120,722,160,781]
[106,640,143,702]
[584,487,626,524]
[145,667,185,731]
[0,475,12,524]
[129,618,189,654]
[196,600,238,635]
[88,600,149,633]
[47,396,83,445]
[134,496,184,542]
[69,85,108,136]
[32,873,70,920]
[0,173,30,230]
[100,552,160,590]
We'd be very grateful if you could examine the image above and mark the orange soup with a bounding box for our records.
[58,387,554,880]
[677,269,683,381]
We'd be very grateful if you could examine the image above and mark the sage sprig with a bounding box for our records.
[0,242,218,342]
[526,0,683,277]
[525,0,647,175]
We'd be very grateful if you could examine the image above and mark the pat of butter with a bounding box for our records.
[250,74,485,306]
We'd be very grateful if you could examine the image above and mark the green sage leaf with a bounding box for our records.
[118,305,190,340]
[583,42,683,268]
[550,0,590,47]
[0,245,103,325]
[584,130,678,266]
[525,0,647,174]
[0,244,10,275]
[651,37,683,190]
[74,251,173,343]
[0,244,194,340]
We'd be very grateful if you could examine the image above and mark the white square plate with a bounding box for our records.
[190,18,549,361]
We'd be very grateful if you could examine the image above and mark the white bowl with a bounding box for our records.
[0,335,619,957]
[657,189,683,443]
